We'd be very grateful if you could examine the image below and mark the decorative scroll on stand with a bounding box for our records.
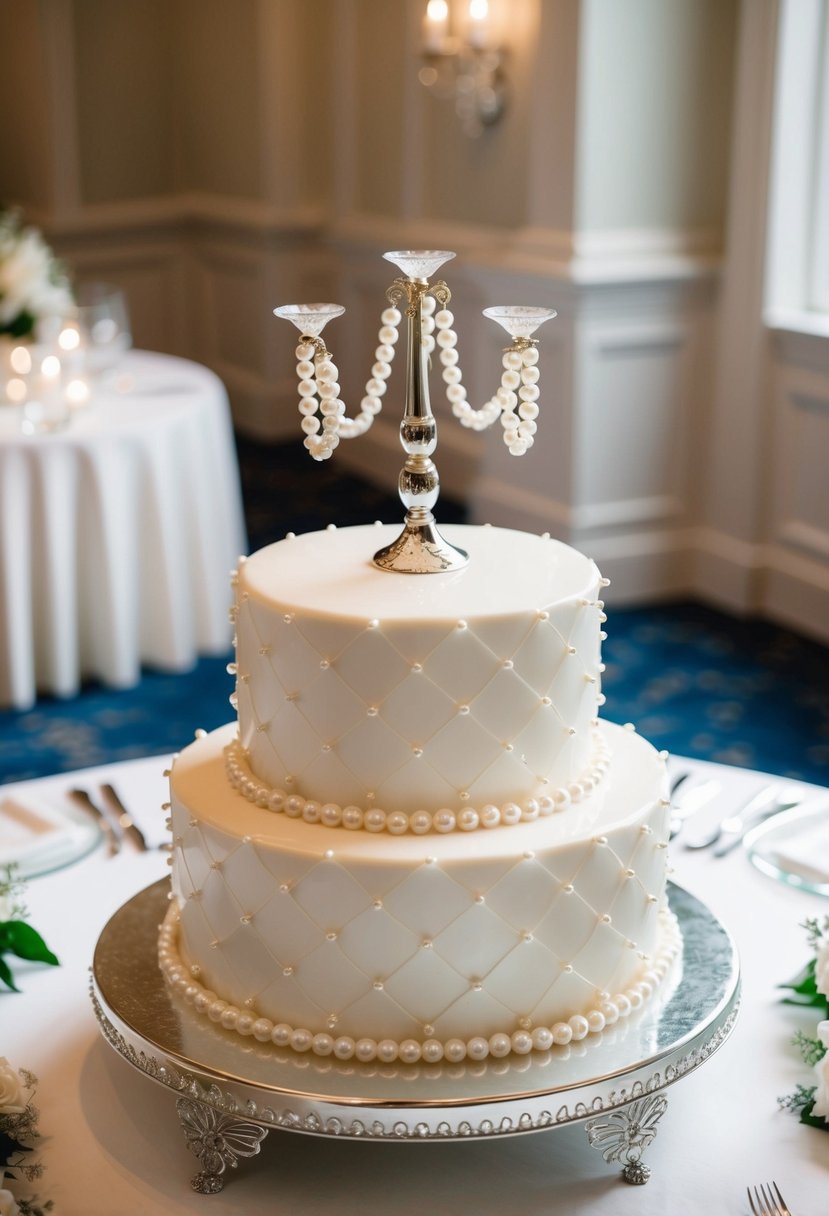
[274,249,556,574]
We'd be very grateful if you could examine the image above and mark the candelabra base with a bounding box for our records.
[373,514,468,574]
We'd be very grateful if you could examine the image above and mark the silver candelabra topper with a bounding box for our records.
[274,250,555,574]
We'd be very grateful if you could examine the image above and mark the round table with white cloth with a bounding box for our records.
[0,350,247,710]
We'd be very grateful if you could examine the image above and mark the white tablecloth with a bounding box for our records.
[0,351,247,710]
[3,753,828,1214]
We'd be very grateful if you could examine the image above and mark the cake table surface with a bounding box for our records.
[4,750,828,1212]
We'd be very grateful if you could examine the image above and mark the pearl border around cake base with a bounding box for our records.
[90,880,739,1195]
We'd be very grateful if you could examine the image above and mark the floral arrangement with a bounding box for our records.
[778,916,829,1130]
[0,867,58,993]
[0,1059,52,1215]
[0,209,73,340]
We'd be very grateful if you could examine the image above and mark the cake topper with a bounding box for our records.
[274,250,555,574]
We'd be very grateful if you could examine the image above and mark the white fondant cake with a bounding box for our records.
[162,523,679,1062]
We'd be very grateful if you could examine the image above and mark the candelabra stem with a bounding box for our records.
[373,280,468,574]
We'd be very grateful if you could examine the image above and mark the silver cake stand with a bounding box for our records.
[90,880,739,1195]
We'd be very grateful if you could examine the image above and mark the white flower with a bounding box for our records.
[0,1058,27,1114]
[813,1020,829,1122]
[0,1188,20,1216]
[0,212,72,330]
[815,932,829,1000]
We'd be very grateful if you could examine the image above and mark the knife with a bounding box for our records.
[69,788,121,856]
[99,783,149,852]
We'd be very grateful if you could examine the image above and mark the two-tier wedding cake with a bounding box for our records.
[158,522,679,1064]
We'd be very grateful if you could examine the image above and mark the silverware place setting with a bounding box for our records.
[747,1181,793,1216]
[68,784,149,856]
[682,782,805,855]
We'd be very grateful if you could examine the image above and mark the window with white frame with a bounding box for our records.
[766,0,829,324]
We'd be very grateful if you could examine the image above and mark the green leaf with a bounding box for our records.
[779,958,818,996]
[799,1099,829,1132]
[2,921,59,966]
[0,955,19,992]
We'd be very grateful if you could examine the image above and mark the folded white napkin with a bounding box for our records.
[762,806,829,885]
[0,795,97,877]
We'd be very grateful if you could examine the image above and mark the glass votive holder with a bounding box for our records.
[75,282,132,381]
[17,349,72,435]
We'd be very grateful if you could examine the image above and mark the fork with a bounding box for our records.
[747,1181,791,1216]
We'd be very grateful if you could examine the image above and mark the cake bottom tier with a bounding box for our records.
[163,721,680,1060]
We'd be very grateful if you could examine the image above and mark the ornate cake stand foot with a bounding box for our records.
[175,1096,268,1194]
[585,1093,668,1185]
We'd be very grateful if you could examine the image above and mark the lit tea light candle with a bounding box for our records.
[424,0,449,52]
[58,324,81,352]
[66,378,90,407]
[6,377,27,404]
[10,345,32,375]
[468,0,490,48]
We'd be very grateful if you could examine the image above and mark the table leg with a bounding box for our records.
[585,1092,668,1184]
[175,1096,269,1193]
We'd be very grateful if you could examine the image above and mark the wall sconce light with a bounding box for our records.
[419,0,508,138]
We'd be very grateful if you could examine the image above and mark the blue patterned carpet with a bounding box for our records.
[1,437,828,786]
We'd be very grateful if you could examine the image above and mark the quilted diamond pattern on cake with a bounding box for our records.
[252,846,317,886]
[249,889,322,960]
[256,971,327,1029]
[530,967,596,1017]
[284,671,366,741]
[562,919,627,981]
[483,938,566,1008]
[532,889,603,956]
[177,836,214,896]
[467,614,535,660]
[381,865,474,937]
[217,922,287,995]
[197,867,246,938]
[432,988,516,1040]
[467,668,547,741]
[252,616,322,694]
[484,859,569,930]
[292,613,368,663]
[295,940,370,1010]
[422,628,504,701]
[379,673,457,741]
[333,717,415,789]
[179,909,240,998]
[220,841,280,912]
[509,620,568,687]
[337,907,420,975]
[260,705,322,780]
[329,631,412,703]
[383,950,471,1023]
[417,714,518,789]
[431,904,519,976]
[290,861,372,928]
[336,988,420,1040]
[544,660,595,725]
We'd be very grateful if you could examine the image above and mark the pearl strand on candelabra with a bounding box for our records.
[420,295,541,455]
[295,306,403,461]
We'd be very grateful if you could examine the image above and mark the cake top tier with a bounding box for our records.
[241,523,598,621]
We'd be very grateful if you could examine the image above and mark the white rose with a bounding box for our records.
[0,1058,27,1114]
[815,933,829,1000]
[0,1189,20,1216]
[812,1020,829,1122]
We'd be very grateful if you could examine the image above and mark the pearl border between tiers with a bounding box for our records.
[158,904,682,1062]
[222,731,611,834]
